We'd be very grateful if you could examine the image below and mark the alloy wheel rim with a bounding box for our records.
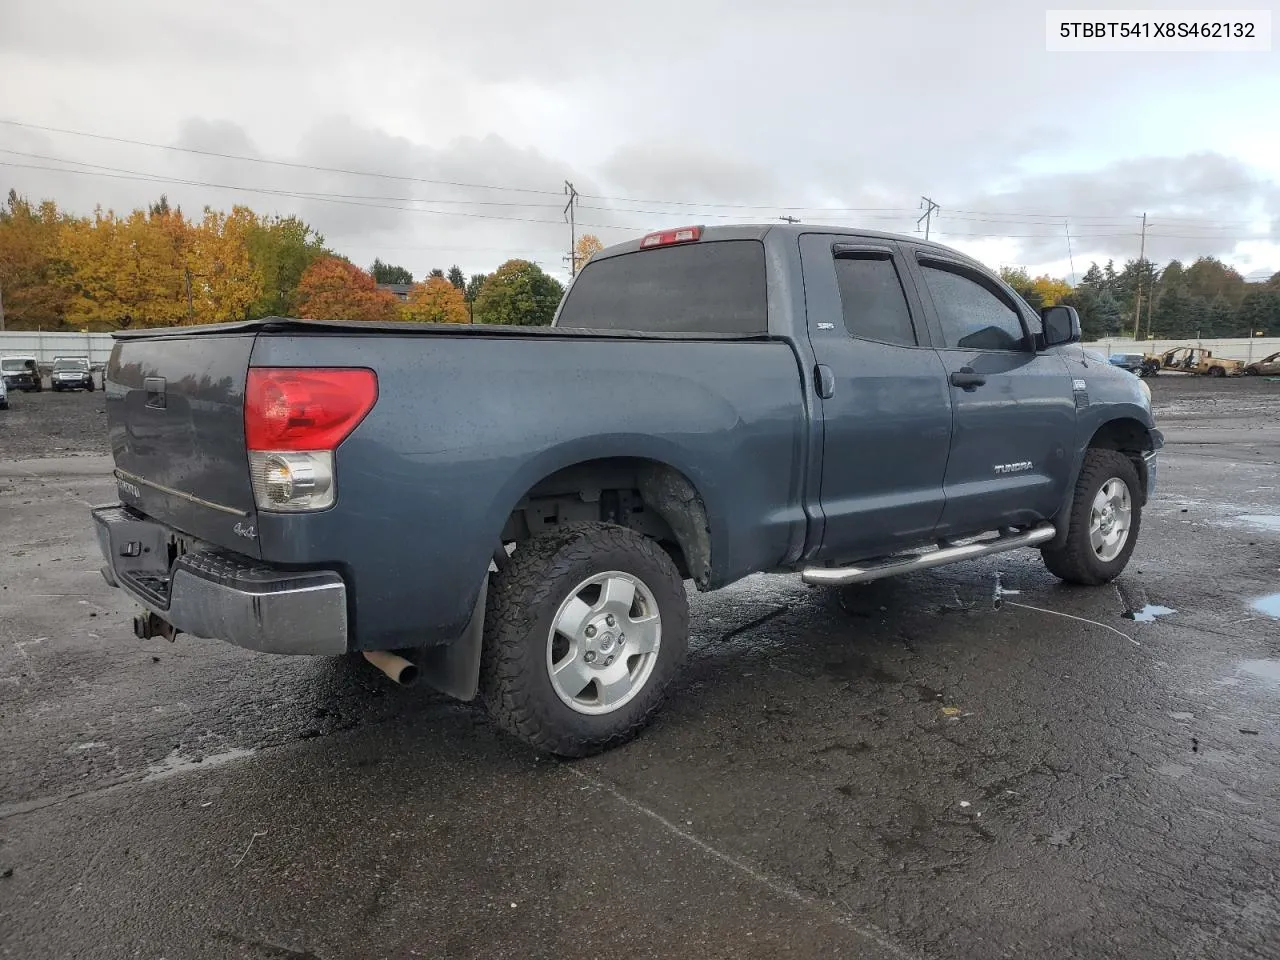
[546,571,662,715]
[1089,478,1132,562]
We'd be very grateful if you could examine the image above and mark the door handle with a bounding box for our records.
[949,368,986,391]
[815,364,835,399]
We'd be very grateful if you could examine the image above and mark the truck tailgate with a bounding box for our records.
[105,333,261,557]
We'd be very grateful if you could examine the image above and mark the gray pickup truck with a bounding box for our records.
[92,224,1161,756]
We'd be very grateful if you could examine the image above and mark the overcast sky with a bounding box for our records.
[1,0,1277,284]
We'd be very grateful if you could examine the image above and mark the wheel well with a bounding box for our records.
[500,458,713,588]
[1088,418,1154,497]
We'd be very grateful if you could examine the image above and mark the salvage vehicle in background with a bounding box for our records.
[51,356,96,391]
[1244,351,1280,376]
[91,224,1162,757]
[0,374,8,410]
[1144,346,1244,377]
[1,355,42,392]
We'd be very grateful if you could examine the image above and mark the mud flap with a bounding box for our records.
[416,573,487,701]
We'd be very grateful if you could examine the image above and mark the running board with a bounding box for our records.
[801,523,1057,587]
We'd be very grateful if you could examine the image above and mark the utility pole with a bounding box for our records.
[184,268,194,321]
[917,196,940,241]
[779,215,801,224]
[563,181,579,277]
[0,281,5,332]
[1131,212,1147,341]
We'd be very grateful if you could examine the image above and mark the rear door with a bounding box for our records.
[106,333,260,555]
[799,234,953,561]
[902,248,1076,535]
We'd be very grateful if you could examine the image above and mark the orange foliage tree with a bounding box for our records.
[295,256,401,322]
[403,275,469,324]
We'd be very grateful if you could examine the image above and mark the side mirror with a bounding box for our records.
[1040,305,1081,347]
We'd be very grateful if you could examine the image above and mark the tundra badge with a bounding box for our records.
[994,461,1033,475]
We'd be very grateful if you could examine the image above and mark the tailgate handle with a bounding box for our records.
[144,377,167,409]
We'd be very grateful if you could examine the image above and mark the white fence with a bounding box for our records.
[0,331,116,368]
[1084,337,1280,362]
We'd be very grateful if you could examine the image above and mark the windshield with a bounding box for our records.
[54,359,88,371]
[1,359,33,372]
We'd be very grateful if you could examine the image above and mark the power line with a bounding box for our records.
[0,118,563,196]
[0,160,638,230]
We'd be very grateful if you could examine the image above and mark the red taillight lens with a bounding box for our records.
[639,225,702,248]
[245,368,378,452]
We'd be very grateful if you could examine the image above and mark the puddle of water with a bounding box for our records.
[1238,660,1280,686]
[1123,604,1176,623]
[1252,593,1280,618]
[1236,515,1280,532]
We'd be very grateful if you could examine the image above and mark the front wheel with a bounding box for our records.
[479,522,689,757]
[1042,448,1142,585]
[1209,365,1226,378]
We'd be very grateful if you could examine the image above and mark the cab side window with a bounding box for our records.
[920,262,1028,351]
[832,253,918,347]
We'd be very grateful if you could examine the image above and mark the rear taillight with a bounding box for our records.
[639,226,702,248]
[245,368,377,512]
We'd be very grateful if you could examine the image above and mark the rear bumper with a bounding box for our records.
[92,504,349,656]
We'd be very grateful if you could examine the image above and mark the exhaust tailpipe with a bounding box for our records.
[363,650,419,687]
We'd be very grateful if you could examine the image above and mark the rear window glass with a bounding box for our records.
[556,239,767,335]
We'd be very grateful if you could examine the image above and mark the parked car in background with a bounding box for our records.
[1,355,42,392]
[1244,351,1280,376]
[51,356,96,391]
[1145,347,1244,377]
[1107,353,1148,375]
[0,374,8,409]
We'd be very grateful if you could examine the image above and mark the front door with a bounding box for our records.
[799,234,953,562]
[903,250,1077,536]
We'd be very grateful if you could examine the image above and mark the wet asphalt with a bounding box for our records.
[1,377,1279,960]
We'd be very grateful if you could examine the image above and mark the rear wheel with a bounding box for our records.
[1209,365,1226,377]
[479,522,689,757]
[1042,448,1142,585]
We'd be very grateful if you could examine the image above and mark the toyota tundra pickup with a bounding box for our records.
[92,224,1161,756]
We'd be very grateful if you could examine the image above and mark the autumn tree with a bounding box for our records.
[1030,275,1072,307]
[998,267,1042,308]
[61,207,189,329]
[370,258,413,285]
[0,190,74,329]
[473,260,564,326]
[573,234,604,275]
[188,206,263,323]
[447,265,465,290]
[403,275,469,324]
[246,214,327,318]
[295,256,400,322]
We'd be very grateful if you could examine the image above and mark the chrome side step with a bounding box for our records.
[801,523,1057,587]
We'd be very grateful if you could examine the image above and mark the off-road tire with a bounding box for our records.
[1042,448,1142,585]
[479,522,689,757]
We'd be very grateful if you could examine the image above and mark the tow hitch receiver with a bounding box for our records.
[134,611,180,642]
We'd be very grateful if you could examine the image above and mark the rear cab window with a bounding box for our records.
[555,239,768,335]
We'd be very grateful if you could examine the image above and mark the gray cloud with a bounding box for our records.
[0,0,1276,281]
